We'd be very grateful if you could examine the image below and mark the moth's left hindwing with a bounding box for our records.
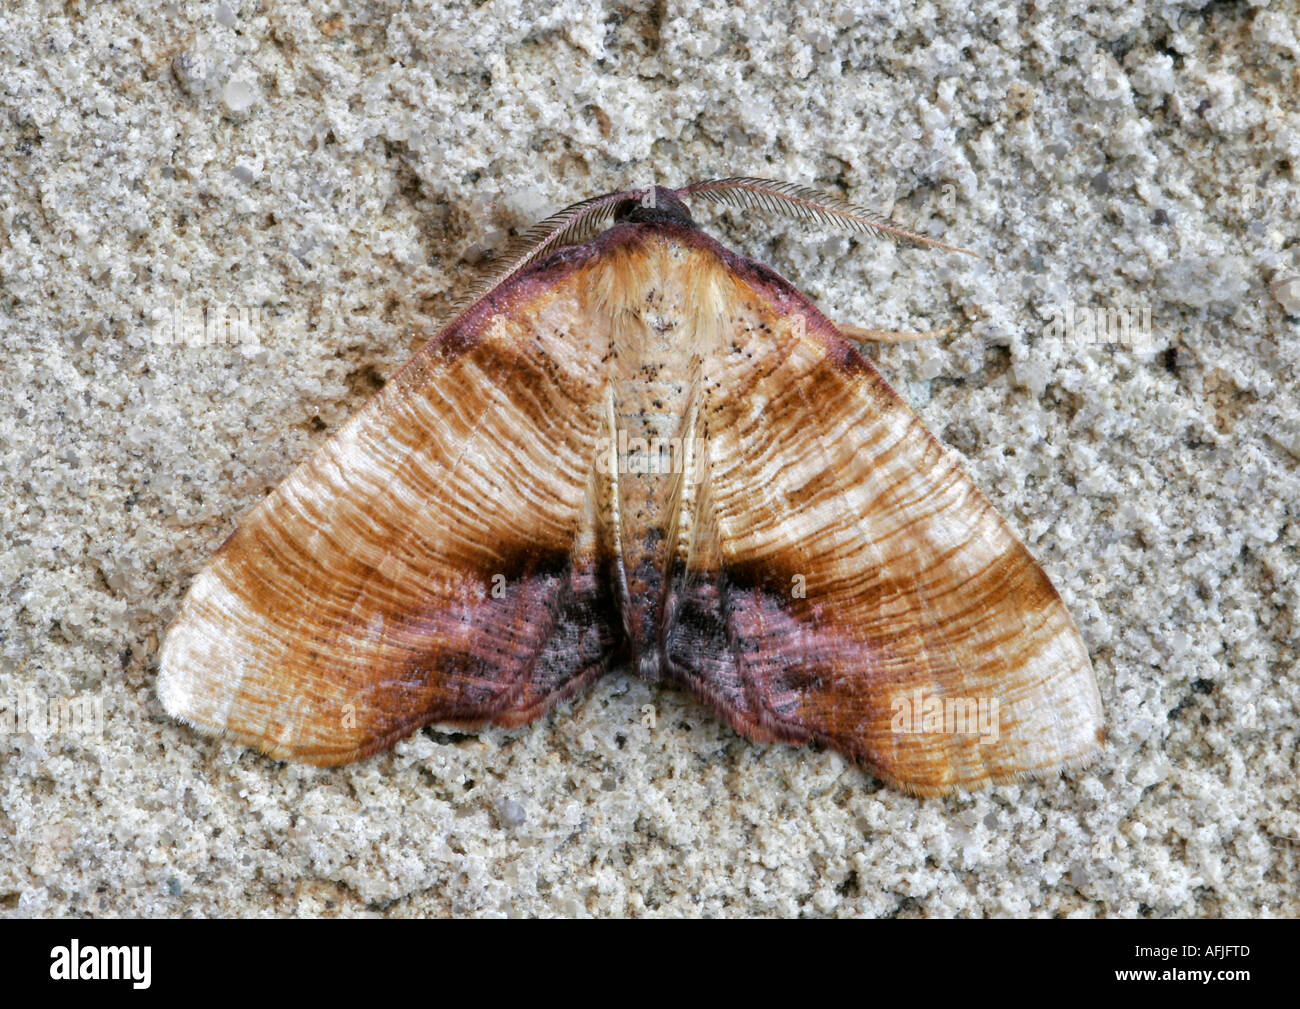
[158,249,624,763]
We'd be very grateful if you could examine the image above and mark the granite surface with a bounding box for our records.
[0,0,1296,917]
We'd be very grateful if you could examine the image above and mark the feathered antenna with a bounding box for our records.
[433,188,643,334]
[675,177,979,257]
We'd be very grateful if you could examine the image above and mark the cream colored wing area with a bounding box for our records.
[158,257,623,764]
[663,255,1102,794]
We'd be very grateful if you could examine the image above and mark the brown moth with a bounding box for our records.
[158,178,1103,795]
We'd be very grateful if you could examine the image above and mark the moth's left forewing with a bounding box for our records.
[158,250,624,764]
[664,247,1102,794]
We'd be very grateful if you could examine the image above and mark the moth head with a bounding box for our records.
[612,187,696,228]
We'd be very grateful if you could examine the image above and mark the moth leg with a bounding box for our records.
[836,322,953,344]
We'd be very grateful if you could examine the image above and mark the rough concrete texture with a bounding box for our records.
[1,0,1296,918]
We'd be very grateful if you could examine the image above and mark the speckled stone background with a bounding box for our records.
[1,0,1296,917]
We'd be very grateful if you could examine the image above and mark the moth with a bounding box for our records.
[158,178,1103,794]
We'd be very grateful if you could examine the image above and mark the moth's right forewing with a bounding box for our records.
[663,248,1103,794]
